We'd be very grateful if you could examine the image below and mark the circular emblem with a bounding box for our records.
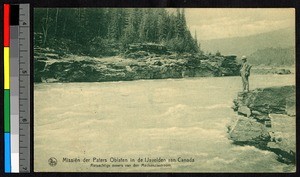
[48,157,57,167]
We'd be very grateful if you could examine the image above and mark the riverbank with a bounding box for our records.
[251,66,294,75]
[228,86,296,164]
[34,47,240,83]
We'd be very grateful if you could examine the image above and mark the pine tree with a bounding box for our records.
[107,9,119,40]
[123,9,137,44]
[157,9,168,42]
[139,9,150,42]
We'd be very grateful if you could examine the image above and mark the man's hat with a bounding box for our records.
[241,56,247,60]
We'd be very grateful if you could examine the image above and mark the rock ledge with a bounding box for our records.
[228,86,296,164]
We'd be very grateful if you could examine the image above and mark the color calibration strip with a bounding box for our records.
[4,4,11,173]
[4,4,30,173]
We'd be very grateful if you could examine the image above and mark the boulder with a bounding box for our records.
[237,106,251,117]
[275,69,291,75]
[229,117,270,147]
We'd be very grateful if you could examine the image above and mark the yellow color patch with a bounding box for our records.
[4,47,10,89]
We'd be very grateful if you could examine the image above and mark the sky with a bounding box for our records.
[183,8,295,40]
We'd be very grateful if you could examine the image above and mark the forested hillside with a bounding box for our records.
[248,47,295,66]
[201,27,295,57]
[34,8,200,56]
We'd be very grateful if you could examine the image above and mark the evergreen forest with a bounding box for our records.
[34,8,200,56]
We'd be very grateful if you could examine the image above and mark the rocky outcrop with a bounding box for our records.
[34,48,241,83]
[228,86,296,164]
[233,86,295,115]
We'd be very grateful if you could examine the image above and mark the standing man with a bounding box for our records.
[240,56,252,92]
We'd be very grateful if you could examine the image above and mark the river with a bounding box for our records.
[34,74,295,172]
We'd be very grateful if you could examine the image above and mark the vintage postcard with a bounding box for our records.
[33,8,295,172]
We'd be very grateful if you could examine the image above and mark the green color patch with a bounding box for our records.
[4,90,10,132]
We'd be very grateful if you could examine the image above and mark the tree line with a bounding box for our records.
[34,8,200,56]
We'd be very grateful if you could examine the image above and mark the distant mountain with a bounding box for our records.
[248,47,295,66]
[200,27,295,58]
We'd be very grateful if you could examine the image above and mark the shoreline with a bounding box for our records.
[34,48,241,83]
[228,85,296,165]
[33,73,295,84]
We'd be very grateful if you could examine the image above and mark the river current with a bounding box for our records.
[34,74,295,172]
